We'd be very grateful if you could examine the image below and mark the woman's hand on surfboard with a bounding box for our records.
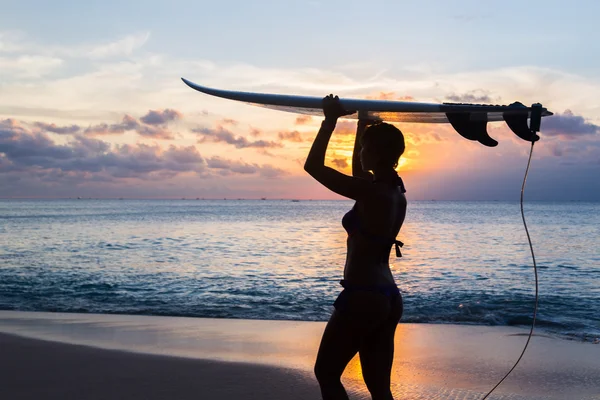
[322,94,355,120]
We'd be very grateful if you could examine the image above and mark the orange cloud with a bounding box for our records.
[365,92,414,101]
[332,158,348,169]
[249,127,262,137]
[295,115,313,125]
[220,118,238,126]
[332,120,356,136]
[278,130,303,142]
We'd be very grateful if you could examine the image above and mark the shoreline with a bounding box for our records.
[1,310,599,399]
[1,308,596,344]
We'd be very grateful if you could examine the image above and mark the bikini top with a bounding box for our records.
[342,175,406,258]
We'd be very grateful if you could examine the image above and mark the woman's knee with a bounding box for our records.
[363,373,393,399]
[314,359,344,385]
[362,362,393,398]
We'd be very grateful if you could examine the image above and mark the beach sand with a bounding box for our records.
[0,311,599,400]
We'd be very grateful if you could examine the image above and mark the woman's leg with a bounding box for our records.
[314,309,360,399]
[315,291,392,399]
[358,294,403,400]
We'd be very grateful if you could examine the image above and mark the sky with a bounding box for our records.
[1,0,599,200]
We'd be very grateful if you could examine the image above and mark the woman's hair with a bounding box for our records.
[361,122,405,168]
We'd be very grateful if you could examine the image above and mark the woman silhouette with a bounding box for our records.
[304,95,407,400]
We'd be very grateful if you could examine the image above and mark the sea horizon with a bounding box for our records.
[2,197,600,202]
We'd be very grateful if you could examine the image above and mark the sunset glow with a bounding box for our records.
[1,1,599,200]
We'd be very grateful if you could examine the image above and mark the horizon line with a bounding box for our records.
[1,197,598,202]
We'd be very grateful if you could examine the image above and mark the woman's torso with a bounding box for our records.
[342,180,407,286]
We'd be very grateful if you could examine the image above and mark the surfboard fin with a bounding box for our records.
[446,112,498,147]
[502,102,541,142]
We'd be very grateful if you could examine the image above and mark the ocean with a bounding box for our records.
[0,199,598,342]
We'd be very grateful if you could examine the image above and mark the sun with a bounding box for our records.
[333,155,409,172]
[396,158,409,170]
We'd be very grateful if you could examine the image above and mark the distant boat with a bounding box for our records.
[261,197,266,200]
[291,199,300,202]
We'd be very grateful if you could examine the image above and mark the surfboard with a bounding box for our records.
[181,78,553,147]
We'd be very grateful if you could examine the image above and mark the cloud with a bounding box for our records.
[540,110,600,137]
[366,92,396,100]
[332,120,357,135]
[365,92,414,101]
[550,143,563,157]
[0,32,25,53]
[84,115,138,136]
[34,122,80,135]
[0,55,63,78]
[15,108,182,140]
[219,118,238,126]
[71,134,111,154]
[0,120,72,164]
[140,109,182,125]
[82,112,178,140]
[295,115,313,125]
[332,158,348,169]
[1,118,27,134]
[0,120,201,180]
[194,126,282,149]
[22,111,181,140]
[206,156,286,178]
[278,130,303,142]
[445,90,494,104]
[163,145,203,164]
[249,127,262,137]
[0,30,150,62]
[136,125,176,140]
[87,32,151,59]
[0,118,288,194]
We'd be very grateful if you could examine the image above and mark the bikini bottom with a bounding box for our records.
[333,279,402,319]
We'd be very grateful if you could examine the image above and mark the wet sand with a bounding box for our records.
[1,311,599,399]
[0,332,321,400]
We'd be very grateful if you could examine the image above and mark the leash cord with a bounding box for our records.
[481,141,539,399]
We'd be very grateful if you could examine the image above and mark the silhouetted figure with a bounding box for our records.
[304,95,407,400]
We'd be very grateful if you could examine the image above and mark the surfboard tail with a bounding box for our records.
[502,102,544,143]
[446,113,498,147]
[445,103,548,145]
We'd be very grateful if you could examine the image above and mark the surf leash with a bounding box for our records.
[480,106,542,399]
